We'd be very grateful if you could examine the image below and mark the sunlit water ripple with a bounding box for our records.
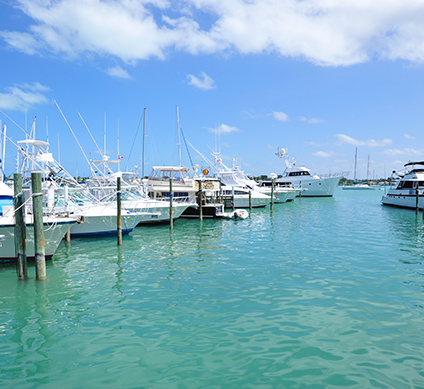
[1,188,424,388]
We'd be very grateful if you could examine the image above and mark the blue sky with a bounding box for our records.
[1,0,424,180]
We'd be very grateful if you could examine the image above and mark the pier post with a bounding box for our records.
[249,190,252,210]
[117,177,122,245]
[299,181,302,198]
[415,188,419,215]
[219,181,222,205]
[31,172,46,280]
[271,179,275,210]
[198,180,203,221]
[64,185,71,242]
[169,178,173,230]
[231,186,235,210]
[14,173,27,280]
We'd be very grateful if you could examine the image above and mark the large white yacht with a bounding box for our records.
[275,148,341,197]
[381,161,424,210]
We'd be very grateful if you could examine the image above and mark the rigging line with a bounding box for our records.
[179,127,194,168]
[77,110,103,157]
[126,108,145,171]
[0,110,27,135]
[54,100,97,178]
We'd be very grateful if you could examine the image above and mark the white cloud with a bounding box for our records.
[404,134,415,140]
[207,123,240,134]
[105,66,131,79]
[187,72,216,90]
[299,116,324,124]
[273,111,289,122]
[313,151,332,157]
[0,82,50,111]
[381,148,423,157]
[4,1,424,67]
[335,134,392,147]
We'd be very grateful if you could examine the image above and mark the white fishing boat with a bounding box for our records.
[381,161,424,210]
[275,148,341,197]
[0,182,76,262]
[215,160,271,208]
[258,176,298,203]
[15,135,146,237]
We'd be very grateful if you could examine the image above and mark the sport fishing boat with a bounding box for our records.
[275,148,341,197]
[381,161,424,210]
[0,181,76,262]
[214,159,271,208]
[258,179,298,202]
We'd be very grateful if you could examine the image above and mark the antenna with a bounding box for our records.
[177,106,181,166]
[142,107,146,177]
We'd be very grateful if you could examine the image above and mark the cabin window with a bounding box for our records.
[397,181,414,189]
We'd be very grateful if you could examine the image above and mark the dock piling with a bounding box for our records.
[169,178,173,230]
[117,176,122,245]
[64,185,71,242]
[271,179,275,210]
[198,180,203,221]
[31,172,46,280]
[14,173,27,280]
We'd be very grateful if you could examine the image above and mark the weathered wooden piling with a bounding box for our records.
[271,178,275,210]
[117,176,122,245]
[197,180,203,221]
[31,172,46,280]
[14,173,27,280]
[169,178,173,230]
[416,188,419,215]
[231,186,235,210]
[64,185,71,242]
[249,190,252,211]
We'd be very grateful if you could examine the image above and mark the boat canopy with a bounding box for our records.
[17,139,49,147]
[404,161,424,167]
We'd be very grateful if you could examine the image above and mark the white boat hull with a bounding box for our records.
[277,176,341,197]
[0,214,75,261]
[381,192,424,210]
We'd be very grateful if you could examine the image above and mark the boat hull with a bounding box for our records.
[381,193,424,210]
[0,220,75,262]
[277,176,341,197]
[181,204,225,218]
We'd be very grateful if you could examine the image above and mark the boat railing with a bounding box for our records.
[319,171,349,178]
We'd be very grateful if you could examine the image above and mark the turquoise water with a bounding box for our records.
[1,188,424,388]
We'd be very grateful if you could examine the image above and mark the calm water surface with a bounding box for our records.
[1,188,424,388]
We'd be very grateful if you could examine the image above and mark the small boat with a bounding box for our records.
[225,209,249,219]
[342,149,375,190]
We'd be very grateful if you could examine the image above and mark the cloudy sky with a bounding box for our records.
[1,0,424,179]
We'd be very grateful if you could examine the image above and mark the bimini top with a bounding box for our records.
[151,166,190,172]
[404,161,424,167]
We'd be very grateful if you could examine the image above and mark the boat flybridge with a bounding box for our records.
[214,158,271,208]
[14,137,148,237]
[275,148,341,197]
[381,161,424,210]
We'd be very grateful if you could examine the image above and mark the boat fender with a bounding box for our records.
[77,216,85,224]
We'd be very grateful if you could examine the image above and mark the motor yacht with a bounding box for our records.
[381,161,424,210]
[275,148,341,197]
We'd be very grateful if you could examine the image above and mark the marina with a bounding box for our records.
[1,188,424,387]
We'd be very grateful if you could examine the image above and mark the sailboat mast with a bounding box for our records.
[367,155,370,181]
[142,107,146,178]
[177,106,181,166]
[354,147,358,182]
